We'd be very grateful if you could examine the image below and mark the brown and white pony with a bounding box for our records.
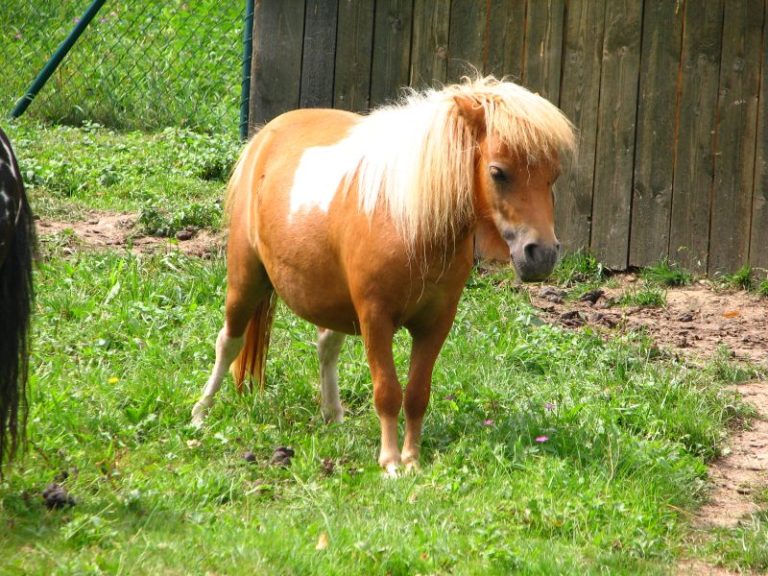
[192,77,575,476]
[0,127,35,476]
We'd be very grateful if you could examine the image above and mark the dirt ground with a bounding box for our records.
[38,211,768,560]
[36,212,225,259]
[529,278,767,368]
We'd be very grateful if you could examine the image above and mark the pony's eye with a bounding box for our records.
[489,165,507,182]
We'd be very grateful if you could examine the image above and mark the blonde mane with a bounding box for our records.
[347,76,575,249]
[226,76,575,250]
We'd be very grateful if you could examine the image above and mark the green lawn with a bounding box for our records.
[1,0,243,132]
[0,121,765,575]
[5,120,239,235]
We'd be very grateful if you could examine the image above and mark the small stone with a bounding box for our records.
[579,289,605,305]
[538,286,566,304]
[42,483,75,510]
[175,226,197,241]
[677,311,695,322]
[321,458,335,475]
[243,450,257,463]
[270,446,295,467]
[590,312,618,329]
[559,310,585,327]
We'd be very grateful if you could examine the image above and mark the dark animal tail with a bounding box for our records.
[0,128,36,476]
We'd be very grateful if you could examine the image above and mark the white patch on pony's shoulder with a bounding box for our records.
[288,143,358,221]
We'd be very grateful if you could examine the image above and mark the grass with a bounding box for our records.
[614,283,667,309]
[641,259,693,287]
[721,265,754,291]
[1,121,764,575]
[550,255,668,308]
[1,0,243,132]
[0,249,753,575]
[701,515,768,572]
[551,250,605,287]
[3,4,765,569]
[4,120,238,225]
[718,265,768,298]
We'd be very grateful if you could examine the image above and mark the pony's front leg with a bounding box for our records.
[361,318,402,477]
[402,316,456,471]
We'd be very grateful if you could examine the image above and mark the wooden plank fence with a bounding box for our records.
[249,0,768,275]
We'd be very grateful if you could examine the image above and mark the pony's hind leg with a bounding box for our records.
[191,242,273,426]
[191,328,243,426]
[317,328,346,423]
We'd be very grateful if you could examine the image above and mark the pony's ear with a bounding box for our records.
[453,94,486,131]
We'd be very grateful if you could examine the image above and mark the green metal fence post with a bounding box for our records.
[239,0,255,140]
[9,0,108,119]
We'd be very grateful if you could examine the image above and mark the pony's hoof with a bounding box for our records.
[190,403,208,428]
[190,415,205,429]
[382,463,400,479]
[403,459,420,474]
[322,408,344,424]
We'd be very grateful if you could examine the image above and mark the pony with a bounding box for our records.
[192,76,575,476]
[0,127,35,476]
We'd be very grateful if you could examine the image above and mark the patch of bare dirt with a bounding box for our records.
[675,559,740,576]
[529,276,767,367]
[37,211,225,258]
[694,381,768,529]
[675,381,768,575]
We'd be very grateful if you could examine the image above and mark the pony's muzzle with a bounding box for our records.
[512,241,560,282]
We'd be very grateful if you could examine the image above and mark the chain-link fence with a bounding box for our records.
[1,0,245,134]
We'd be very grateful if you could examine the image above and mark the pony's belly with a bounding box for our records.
[258,228,360,333]
[271,271,360,334]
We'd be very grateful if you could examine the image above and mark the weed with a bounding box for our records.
[139,198,221,237]
[615,282,667,308]
[5,121,240,221]
[754,269,768,297]
[706,345,764,385]
[704,517,768,572]
[551,250,605,286]
[721,265,753,291]
[641,259,693,287]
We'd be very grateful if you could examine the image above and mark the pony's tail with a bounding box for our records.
[231,291,278,393]
[0,180,36,476]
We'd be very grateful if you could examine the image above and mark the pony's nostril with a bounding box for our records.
[554,241,561,252]
[524,242,539,262]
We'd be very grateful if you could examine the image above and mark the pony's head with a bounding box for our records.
[453,78,575,282]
